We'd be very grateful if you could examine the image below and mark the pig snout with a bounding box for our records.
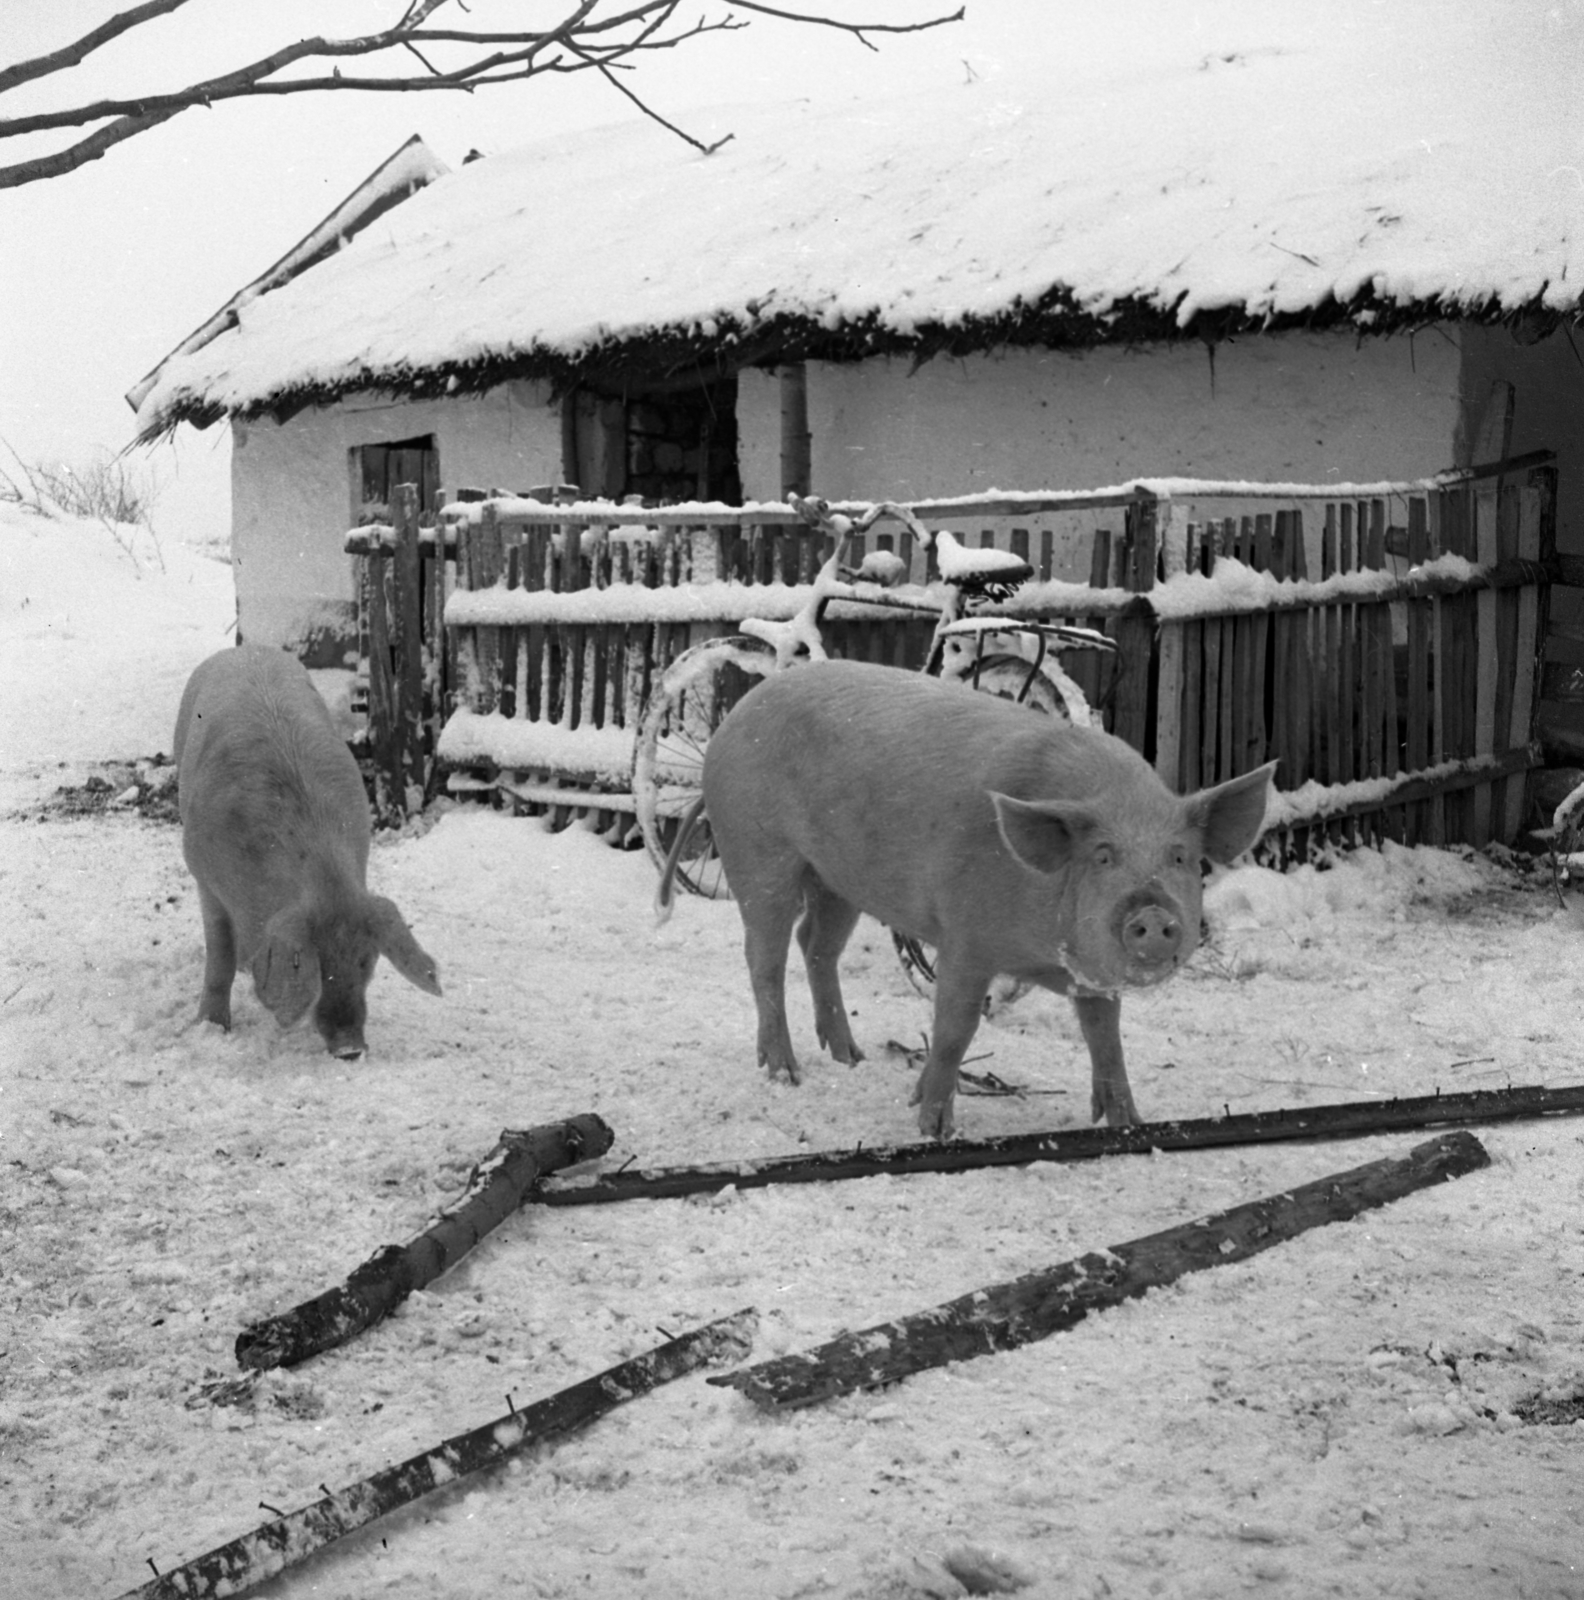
[320,1022,367,1061]
[1118,892,1191,974]
[313,953,372,1059]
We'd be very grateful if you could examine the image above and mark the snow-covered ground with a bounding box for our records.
[3,498,1582,1600]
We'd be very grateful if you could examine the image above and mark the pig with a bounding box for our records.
[697,659,1274,1137]
[173,644,441,1057]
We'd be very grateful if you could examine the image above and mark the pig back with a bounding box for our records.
[703,660,1161,946]
[176,646,372,946]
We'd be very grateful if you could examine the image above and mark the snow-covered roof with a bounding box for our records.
[132,2,1582,439]
[125,135,449,415]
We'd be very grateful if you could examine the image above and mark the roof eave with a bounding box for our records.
[135,285,1581,443]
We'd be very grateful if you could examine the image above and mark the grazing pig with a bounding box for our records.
[699,660,1274,1137]
[173,644,440,1057]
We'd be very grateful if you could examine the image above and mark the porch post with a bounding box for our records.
[779,363,811,498]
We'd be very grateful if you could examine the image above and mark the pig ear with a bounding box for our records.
[1186,760,1278,865]
[370,896,443,996]
[252,911,320,1026]
[990,792,1096,875]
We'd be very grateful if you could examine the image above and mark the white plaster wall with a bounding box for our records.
[738,332,1464,502]
[230,379,561,650]
[238,333,1480,649]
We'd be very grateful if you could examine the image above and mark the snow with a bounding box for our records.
[1265,757,1520,833]
[856,550,908,587]
[5,495,1584,1600]
[435,709,635,784]
[132,0,1582,435]
[444,577,921,628]
[0,500,235,810]
[1144,552,1482,622]
[933,531,1031,582]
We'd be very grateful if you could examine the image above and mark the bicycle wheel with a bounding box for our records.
[947,653,1087,721]
[632,636,775,900]
[891,655,1073,999]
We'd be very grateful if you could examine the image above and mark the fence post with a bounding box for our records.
[428,494,454,768]
[392,483,426,813]
[471,501,505,716]
[1506,467,1551,840]
[1152,498,1184,787]
[1470,485,1500,845]
[1110,494,1158,756]
[363,542,400,820]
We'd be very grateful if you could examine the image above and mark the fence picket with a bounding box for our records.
[1320,507,1340,802]
[1152,501,1186,787]
[1505,484,1546,838]
[1472,486,1501,845]
[1404,498,1435,844]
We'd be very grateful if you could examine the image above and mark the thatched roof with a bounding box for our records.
[132,2,1582,440]
[125,135,449,418]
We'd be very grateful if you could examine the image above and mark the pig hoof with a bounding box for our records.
[819,1031,865,1067]
[913,1099,957,1140]
[1092,1093,1139,1127]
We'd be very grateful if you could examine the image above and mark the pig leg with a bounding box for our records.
[739,883,806,1084]
[194,882,236,1030]
[1072,991,1139,1126]
[796,880,865,1065]
[911,957,995,1139]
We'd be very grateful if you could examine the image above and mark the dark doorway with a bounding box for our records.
[354,434,440,523]
[567,380,741,505]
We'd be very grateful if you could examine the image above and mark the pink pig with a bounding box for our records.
[174,645,440,1058]
[698,660,1274,1137]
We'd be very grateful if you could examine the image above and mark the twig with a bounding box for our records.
[728,1,965,51]
[586,56,734,155]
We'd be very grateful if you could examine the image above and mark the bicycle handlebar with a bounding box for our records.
[787,493,935,553]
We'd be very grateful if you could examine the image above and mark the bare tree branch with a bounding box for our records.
[0,0,192,96]
[7,104,185,186]
[724,0,967,52]
[0,0,963,189]
[590,57,734,155]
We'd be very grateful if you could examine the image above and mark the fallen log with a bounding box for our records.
[536,1083,1584,1206]
[711,1130,1487,1411]
[236,1112,613,1371]
[122,1307,756,1600]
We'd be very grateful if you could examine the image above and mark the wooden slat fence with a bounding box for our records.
[1129,457,1557,853]
[347,455,1560,852]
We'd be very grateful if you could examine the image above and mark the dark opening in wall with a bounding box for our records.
[354,435,440,522]
[568,380,741,505]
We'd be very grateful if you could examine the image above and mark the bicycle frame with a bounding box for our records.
[750,494,1119,712]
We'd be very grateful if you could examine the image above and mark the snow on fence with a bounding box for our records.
[345,454,1561,854]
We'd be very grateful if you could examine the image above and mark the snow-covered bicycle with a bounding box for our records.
[630,494,1119,985]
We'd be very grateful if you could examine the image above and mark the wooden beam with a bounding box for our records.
[535,1082,1584,1207]
[124,1310,756,1600]
[712,1133,1488,1410]
[237,1115,613,1371]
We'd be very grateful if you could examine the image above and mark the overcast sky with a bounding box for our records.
[1,1,1025,541]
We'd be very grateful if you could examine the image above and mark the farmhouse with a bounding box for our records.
[128,6,1583,671]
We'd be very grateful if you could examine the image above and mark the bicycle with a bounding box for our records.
[630,494,1120,996]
